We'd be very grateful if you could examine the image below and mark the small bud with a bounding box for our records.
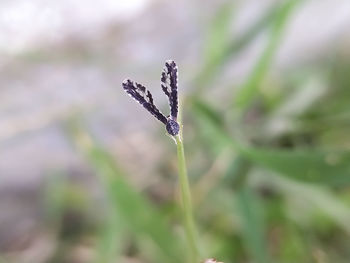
[166,118,180,136]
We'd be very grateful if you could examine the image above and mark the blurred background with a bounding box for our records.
[1,0,350,262]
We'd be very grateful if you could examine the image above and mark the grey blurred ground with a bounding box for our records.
[1,0,350,261]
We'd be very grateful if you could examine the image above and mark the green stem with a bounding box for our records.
[175,133,199,263]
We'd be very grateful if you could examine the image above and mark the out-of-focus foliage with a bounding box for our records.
[1,0,350,263]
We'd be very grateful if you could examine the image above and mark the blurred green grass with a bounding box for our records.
[27,1,350,262]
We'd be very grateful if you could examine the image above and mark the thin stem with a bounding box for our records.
[175,133,199,263]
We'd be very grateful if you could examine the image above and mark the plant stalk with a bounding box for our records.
[175,133,199,263]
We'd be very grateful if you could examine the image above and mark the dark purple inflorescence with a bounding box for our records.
[161,60,178,121]
[122,60,180,136]
[122,79,168,124]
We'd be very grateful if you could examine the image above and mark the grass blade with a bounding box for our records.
[235,0,300,109]
[237,187,270,263]
[194,3,287,93]
[193,99,350,186]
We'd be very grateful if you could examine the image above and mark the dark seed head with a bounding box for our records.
[166,119,180,136]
